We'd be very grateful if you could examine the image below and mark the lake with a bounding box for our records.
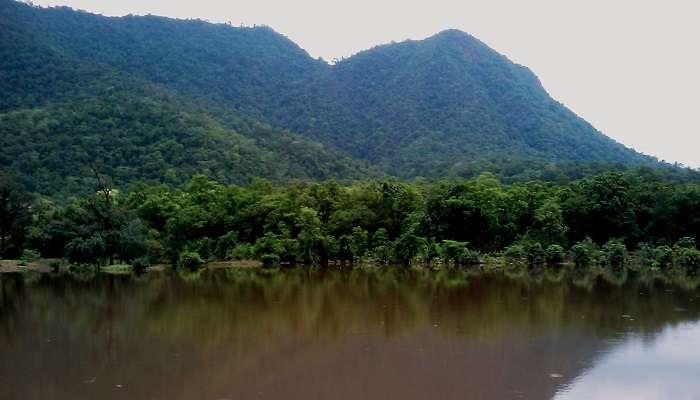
[1,266,699,400]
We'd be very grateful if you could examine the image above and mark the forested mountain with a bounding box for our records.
[0,0,682,194]
[0,0,374,196]
[315,31,648,177]
[0,83,375,196]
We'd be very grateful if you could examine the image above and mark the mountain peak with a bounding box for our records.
[432,29,474,40]
[423,28,498,60]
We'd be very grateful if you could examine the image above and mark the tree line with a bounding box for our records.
[1,169,699,273]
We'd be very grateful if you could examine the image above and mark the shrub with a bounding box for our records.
[260,253,281,267]
[675,248,700,275]
[371,242,395,264]
[571,238,599,267]
[394,230,426,265]
[131,257,150,272]
[637,243,656,267]
[178,250,204,271]
[65,235,106,265]
[19,249,40,263]
[371,229,395,264]
[226,243,255,260]
[253,233,284,258]
[503,244,526,263]
[188,237,216,260]
[544,244,565,264]
[458,249,481,265]
[638,243,673,270]
[349,227,369,260]
[147,238,165,264]
[656,246,674,270]
[49,260,61,272]
[675,237,697,250]
[603,240,627,268]
[526,242,545,265]
[422,240,443,264]
[214,231,238,260]
[441,240,470,265]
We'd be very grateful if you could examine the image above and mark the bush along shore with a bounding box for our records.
[1,169,699,276]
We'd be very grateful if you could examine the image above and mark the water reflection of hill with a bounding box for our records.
[0,267,698,400]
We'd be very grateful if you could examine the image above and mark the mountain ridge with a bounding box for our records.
[1,0,680,195]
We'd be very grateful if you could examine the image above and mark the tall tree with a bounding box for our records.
[0,171,32,258]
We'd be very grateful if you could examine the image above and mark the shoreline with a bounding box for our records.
[0,259,263,274]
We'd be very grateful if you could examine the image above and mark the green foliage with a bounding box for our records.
[348,227,369,261]
[637,243,654,265]
[295,207,327,265]
[4,169,700,271]
[214,231,238,260]
[674,247,700,275]
[370,228,395,264]
[571,238,599,267]
[526,242,545,266]
[675,237,696,249]
[0,90,373,198]
[178,250,204,271]
[441,240,469,265]
[117,220,149,263]
[253,233,284,259]
[562,172,638,244]
[131,257,150,273]
[226,244,255,261]
[656,246,674,270]
[0,171,33,258]
[635,243,679,271]
[544,244,565,265]
[260,254,281,267]
[422,240,444,264]
[52,176,151,266]
[671,237,699,274]
[65,235,107,265]
[603,240,627,268]
[394,227,426,265]
[19,248,40,263]
[459,249,481,265]
[504,244,526,263]
[529,200,568,246]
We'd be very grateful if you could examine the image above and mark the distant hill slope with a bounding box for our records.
[0,0,664,190]
[0,0,374,196]
[0,79,375,196]
[312,31,652,177]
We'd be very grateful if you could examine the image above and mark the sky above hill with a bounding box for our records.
[31,0,700,168]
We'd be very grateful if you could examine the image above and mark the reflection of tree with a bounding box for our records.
[0,267,699,399]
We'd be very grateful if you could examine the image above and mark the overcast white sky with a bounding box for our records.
[32,0,700,168]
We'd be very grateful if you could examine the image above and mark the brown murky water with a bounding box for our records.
[1,267,699,400]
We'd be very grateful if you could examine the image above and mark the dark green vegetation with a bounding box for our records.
[0,83,374,195]
[3,0,697,197]
[0,0,374,196]
[2,169,700,277]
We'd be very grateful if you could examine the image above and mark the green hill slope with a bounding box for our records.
[0,1,375,196]
[0,79,374,196]
[310,30,651,177]
[0,0,666,189]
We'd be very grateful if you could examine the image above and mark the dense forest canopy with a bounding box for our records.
[2,0,695,196]
[2,170,699,276]
[0,79,376,196]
